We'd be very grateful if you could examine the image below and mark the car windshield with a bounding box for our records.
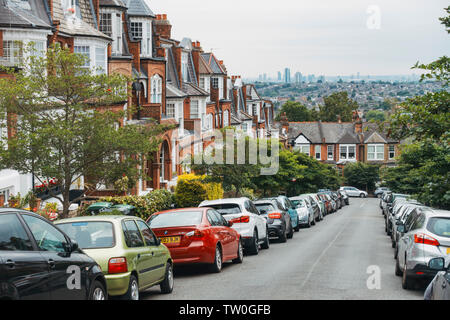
[202,203,242,215]
[148,211,203,228]
[57,221,114,249]
[427,217,450,238]
[291,200,306,207]
[255,203,275,213]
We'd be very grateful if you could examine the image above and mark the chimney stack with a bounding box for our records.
[154,13,172,39]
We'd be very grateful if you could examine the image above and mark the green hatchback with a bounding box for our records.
[55,216,173,300]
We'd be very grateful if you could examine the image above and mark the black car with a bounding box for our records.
[337,190,349,206]
[424,257,450,300]
[254,199,293,243]
[0,208,107,300]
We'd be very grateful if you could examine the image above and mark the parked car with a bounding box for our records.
[323,193,337,213]
[338,190,349,206]
[307,193,326,219]
[385,194,411,234]
[339,186,368,198]
[389,201,420,248]
[254,199,292,242]
[380,191,391,213]
[318,193,332,215]
[319,191,339,211]
[300,194,322,222]
[273,196,300,232]
[55,215,174,300]
[383,193,409,217]
[289,196,315,228]
[393,206,432,259]
[198,198,269,255]
[395,208,450,290]
[424,257,450,300]
[0,208,107,300]
[147,208,243,272]
[374,187,390,198]
[330,192,342,210]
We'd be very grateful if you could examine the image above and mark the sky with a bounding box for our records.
[146,0,450,78]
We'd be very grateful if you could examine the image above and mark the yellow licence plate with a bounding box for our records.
[160,236,181,244]
[447,247,450,255]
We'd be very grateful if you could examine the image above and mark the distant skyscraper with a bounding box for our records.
[294,72,302,83]
[277,71,282,81]
[284,68,291,83]
[307,74,315,83]
[263,73,267,82]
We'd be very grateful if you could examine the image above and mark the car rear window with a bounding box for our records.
[205,204,242,215]
[57,221,114,249]
[427,217,450,238]
[255,203,275,212]
[148,211,203,228]
[291,200,305,207]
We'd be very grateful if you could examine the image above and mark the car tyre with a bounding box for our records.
[294,218,301,232]
[122,275,139,300]
[248,230,259,255]
[160,262,174,294]
[279,226,287,243]
[395,258,402,277]
[287,224,294,239]
[233,239,244,263]
[89,280,107,300]
[360,193,365,198]
[401,259,415,290]
[261,229,270,249]
[210,245,223,273]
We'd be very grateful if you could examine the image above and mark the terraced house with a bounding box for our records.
[279,111,401,175]
[0,0,273,205]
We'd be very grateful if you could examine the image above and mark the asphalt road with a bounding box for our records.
[142,198,425,300]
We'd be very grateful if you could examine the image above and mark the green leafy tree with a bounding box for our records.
[0,44,170,217]
[318,91,359,122]
[365,110,386,122]
[275,101,315,122]
[344,162,380,193]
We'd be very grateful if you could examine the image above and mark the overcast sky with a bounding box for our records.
[146,0,449,78]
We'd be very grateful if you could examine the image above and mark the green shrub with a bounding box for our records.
[175,178,207,208]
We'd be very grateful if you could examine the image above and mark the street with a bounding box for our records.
[141,198,424,300]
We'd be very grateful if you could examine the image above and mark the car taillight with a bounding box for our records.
[268,212,282,219]
[108,257,128,274]
[230,216,250,224]
[414,233,440,246]
[186,230,204,238]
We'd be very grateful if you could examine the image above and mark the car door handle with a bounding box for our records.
[47,259,55,269]
[5,260,15,269]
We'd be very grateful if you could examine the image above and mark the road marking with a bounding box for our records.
[300,217,352,289]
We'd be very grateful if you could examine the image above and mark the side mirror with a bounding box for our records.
[397,224,406,233]
[228,221,234,227]
[428,257,446,271]
[156,238,161,246]
[67,240,78,252]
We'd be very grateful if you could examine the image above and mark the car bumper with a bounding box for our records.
[105,272,132,297]
[267,223,284,238]
[167,241,214,265]
[405,263,440,280]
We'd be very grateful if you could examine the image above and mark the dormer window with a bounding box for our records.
[130,22,142,39]
[150,74,162,103]
[61,0,79,18]
[99,13,112,37]
[99,10,122,55]
[181,52,188,82]
[130,19,151,57]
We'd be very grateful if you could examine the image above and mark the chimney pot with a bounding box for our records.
[162,14,167,20]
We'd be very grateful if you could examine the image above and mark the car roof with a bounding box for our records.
[427,209,450,217]
[153,207,207,215]
[199,197,249,206]
[54,215,135,224]
[254,199,278,204]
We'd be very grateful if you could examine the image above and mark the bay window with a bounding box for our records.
[2,40,23,64]
[166,103,175,118]
[339,145,356,160]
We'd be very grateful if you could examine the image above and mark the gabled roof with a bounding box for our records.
[123,0,155,17]
[198,55,213,75]
[166,83,187,99]
[200,52,226,75]
[182,83,209,97]
[0,0,52,29]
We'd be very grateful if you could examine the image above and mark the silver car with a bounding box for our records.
[289,196,315,228]
[424,257,450,300]
[395,208,450,290]
[339,186,368,198]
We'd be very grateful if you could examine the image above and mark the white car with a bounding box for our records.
[199,198,269,255]
[340,186,368,198]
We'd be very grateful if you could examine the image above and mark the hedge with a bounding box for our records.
[99,189,174,220]
[174,174,224,208]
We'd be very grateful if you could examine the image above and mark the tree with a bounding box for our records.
[275,101,315,122]
[344,162,380,193]
[318,91,359,122]
[0,44,170,217]
[365,110,386,122]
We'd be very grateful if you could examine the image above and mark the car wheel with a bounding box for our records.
[261,229,270,249]
[395,258,403,277]
[401,259,415,290]
[391,239,396,248]
[394,246,398,259]
[248,230,259,255]
[210,245,223,273]
[311,215,316,226]
[360,193,365,198]
[294,218,300,232]
[160,262,174,294]
[89,280,107,300]
[122,275,139,300]
[233,239,244,263]
[287,224,294,239]
[279,226,287,243]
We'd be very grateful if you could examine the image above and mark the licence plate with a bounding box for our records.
[160,236,181,244]
[447,248,450,255]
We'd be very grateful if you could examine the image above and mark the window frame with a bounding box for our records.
[368,144,385,161]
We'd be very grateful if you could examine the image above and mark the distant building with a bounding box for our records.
[277,71,282,81]
[307,74,315,82]
[284,68,291,83]
[294,72,302,83]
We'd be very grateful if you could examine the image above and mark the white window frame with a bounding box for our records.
[368,144,384,161]
[339,144,356,161]
[181,52,189,82]
[190,100,199,119]
[223,110,229,127]
[166,103,175,118]
[327,145,334,160]
[296,144,310,156]
[315,145,321,160]
[151,74,162,103]
[388,145,395,160]
[74,38,109,75]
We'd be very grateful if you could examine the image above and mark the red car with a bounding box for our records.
[147,208,244,272]
[319,194,332,214]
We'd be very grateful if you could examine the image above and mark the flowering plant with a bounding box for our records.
[34,179,60,194]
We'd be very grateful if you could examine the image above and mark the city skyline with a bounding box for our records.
[146,0,449,78]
